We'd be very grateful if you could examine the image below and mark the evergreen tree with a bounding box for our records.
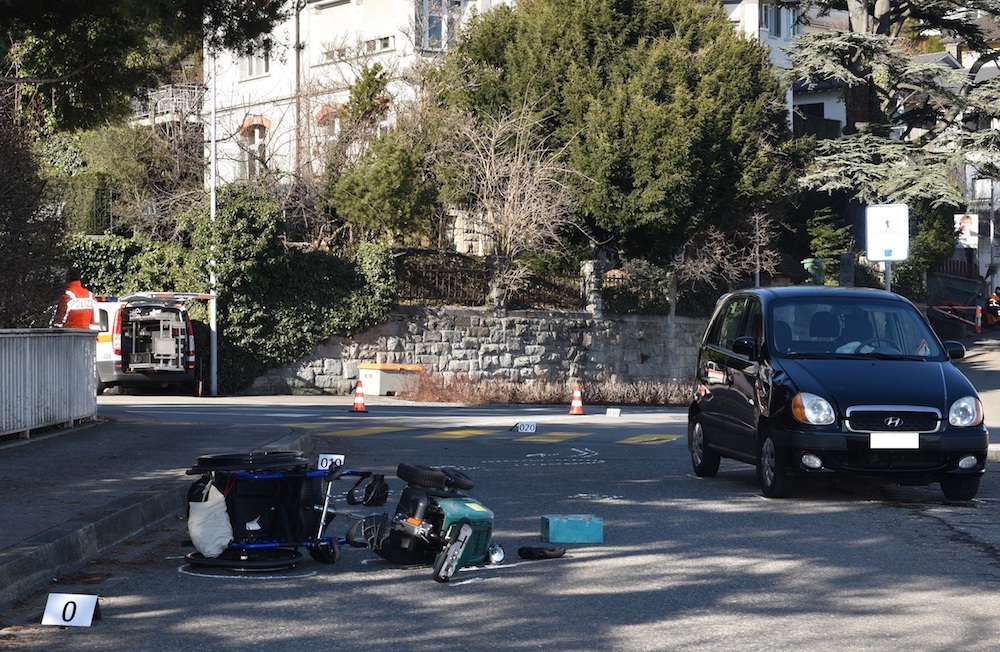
[0,107,63,326]
[451,0,798,295]
[787,1,1000,207]
[807,206,854,283]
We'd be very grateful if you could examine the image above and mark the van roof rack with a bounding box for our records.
[120,292,214,302]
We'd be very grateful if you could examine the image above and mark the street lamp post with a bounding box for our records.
[209,50,219,397]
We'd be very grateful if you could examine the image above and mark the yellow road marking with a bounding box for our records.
[617,434,683,445]
[517,431,591,443]
[316,426,413,437]
[419,428,496,439]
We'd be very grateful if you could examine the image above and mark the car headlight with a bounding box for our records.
[949,396,984,427]
[791,392,835,425]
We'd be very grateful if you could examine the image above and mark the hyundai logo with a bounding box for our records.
[884,416,903,428]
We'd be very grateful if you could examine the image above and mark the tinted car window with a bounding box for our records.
[770,297,944,358]
[711,298,746,350]
[742,299,762,340]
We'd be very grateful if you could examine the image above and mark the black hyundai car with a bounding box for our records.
[688,286,988,500]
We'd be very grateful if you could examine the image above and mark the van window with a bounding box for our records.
[99,309,110,332]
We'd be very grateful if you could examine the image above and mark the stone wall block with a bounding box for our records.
[249,306,709,395]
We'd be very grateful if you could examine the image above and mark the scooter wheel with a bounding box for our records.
[442,468,474,491]
[397,463,449,489]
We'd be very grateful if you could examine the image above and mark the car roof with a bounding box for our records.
[727,286,908,305]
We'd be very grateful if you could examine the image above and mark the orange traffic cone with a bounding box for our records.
[569,383,585,415]
[350,381,368,413]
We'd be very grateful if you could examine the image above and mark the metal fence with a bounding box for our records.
[0,330,97,439]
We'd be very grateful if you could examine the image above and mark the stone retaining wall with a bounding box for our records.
[250,305,709,395]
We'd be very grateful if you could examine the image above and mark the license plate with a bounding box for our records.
[870,431,919,449]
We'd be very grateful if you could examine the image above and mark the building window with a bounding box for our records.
[760,5,770,31]
[416,0,463,51]
[363,35,396,54]
[975,178,993,200]
[324,36,395,63]
[240,54,270,80]
[772,8,783,38]
[316,104,342,140]
[240,124,267,181]
[798,103,825,118]
[323,46,349,63]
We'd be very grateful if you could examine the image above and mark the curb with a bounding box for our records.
[0,482,187,608]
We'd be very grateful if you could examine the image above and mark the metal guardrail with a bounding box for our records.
[0,330,97,439]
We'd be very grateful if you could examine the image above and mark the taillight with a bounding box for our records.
[112,308,122,355]
[185,313,196,369]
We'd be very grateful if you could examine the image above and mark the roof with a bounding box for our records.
[729,285,908,303]
[911,52,963,69]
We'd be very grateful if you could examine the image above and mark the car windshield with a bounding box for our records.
[768,297,944,360]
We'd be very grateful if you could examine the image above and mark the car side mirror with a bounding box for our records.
[733,336,758,360]
[943,340,966,360]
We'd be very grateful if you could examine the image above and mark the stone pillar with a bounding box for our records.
[581,260,602,319]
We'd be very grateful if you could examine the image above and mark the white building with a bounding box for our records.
[205,0,513,188]
[722,1,801,124]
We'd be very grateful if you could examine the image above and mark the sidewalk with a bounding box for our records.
[0,395,353,609]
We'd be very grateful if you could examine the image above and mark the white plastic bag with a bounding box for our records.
[188,484,233,558]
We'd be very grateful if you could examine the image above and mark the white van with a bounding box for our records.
[96,293,207,394]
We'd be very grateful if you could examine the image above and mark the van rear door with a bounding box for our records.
[120,302,190,373]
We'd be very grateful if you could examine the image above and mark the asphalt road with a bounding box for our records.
[2,398,1000,651]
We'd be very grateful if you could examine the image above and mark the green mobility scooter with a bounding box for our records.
[374,463,503,582]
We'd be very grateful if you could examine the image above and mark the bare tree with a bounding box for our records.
[437,101,580,315]
[680,212,782,291]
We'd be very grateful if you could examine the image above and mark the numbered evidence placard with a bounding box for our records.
[42,593,101,627]
[317,454,345,471]
[865,204,909,262]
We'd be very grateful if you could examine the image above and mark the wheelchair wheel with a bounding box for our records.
[307,539,341,564]
[185,547,302,572]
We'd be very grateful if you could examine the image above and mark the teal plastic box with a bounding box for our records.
[541,514,603,543]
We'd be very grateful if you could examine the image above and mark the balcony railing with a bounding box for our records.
[131,84,205,121]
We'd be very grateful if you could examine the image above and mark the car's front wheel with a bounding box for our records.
[940,475,980,501]
[757,433,794,498]
[688,414,720,477]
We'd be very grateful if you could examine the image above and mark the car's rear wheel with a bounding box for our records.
[757,434,793,498]
[688,415,720,477]
[940,475,980,501]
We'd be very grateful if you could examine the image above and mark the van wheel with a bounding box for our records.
[940,476,980,501]
[757,434,793,498]
[688,415,720,477]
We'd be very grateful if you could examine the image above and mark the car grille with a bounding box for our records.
[836,451,948,472]
[844,408,940,433]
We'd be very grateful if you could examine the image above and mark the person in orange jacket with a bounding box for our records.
[52,268,99,329]
[987,287,1000,328]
